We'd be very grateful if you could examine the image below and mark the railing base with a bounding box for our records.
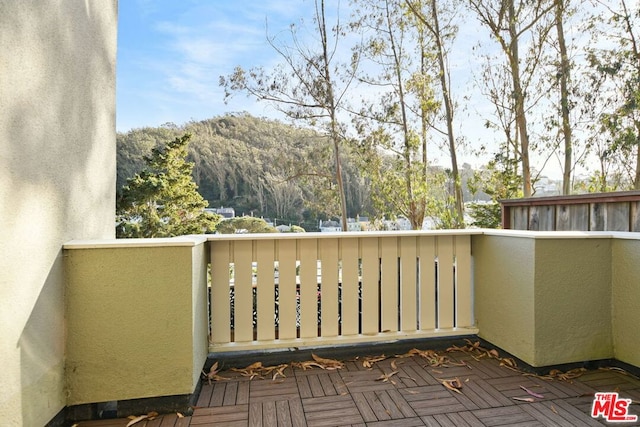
[209,328,479,353]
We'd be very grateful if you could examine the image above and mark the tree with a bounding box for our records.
[116,134,220,238]
[221,0,355,231]
[351,0,439,229]
[468,0,556,197]
[405,0,465,227]
[553,0,574,194]
[587,0,640,189]
[467,155,523,227]
[215,217,277,234]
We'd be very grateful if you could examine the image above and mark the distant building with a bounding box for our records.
[319,220,342,232]
[206,207,235,218]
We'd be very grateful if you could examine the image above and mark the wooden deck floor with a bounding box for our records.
[75,344,640,427]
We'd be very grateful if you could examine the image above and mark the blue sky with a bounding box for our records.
[116,0,594,180]
[117,0,313,132]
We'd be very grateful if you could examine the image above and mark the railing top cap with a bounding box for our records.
[204,229,484,241]
[63,235,207,249]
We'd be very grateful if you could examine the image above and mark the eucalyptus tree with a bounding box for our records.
[405,0,465,226]
[554,0,574,194]
[586,0,640,189]
[350,0,441,229]
[467,0,556,197]
[220,0,356,230]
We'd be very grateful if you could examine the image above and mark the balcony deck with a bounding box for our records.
[75,344,640,427]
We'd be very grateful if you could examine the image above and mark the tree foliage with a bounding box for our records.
[117,114,373,230]
[116,134,220,237]
[215,217,277,234]
[220,0,356,230]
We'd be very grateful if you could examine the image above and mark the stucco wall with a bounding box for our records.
[533,238,612,365]
[0,1,117,425]
[65,239,209,406]
[472,234,536,363]
[612,238,640,368]
[474,232,615,367]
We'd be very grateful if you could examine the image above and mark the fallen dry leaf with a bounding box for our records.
[177,412,184,418]
[311,353,344,370]
[362,355,387,368]
[126,412,158,427]
[376,370,399,383]
[439,378,463,394]
[204,361,228,383]
[520,385,544,399]
[513,397,535,403]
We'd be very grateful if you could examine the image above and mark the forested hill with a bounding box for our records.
[116,114,373,227]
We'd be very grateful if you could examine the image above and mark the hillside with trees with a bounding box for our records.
[117,114,375,230]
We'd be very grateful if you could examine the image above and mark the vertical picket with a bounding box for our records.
[455,235,473,328]
[437,236,455,329]
[320,238,339,337]
[380,237,399,333]
[233,240,254,342]
[418,236,437,330]
[277,239,298,340]
[400,236,417,332]
[340,238,360,336]
[256,239,275,341]
[299,239,318,338]
[210,241,231,344]
[361,237,380,335]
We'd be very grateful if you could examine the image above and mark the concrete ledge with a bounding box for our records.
[63,235,207,249]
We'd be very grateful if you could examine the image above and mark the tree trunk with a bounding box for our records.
[556,0,573,195]
[430,0,464,227]
[319,0,349,230]
[508,1,532,197]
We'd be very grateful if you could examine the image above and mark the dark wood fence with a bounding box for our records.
[500,191,640,231]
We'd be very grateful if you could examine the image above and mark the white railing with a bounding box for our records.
[207,231,479,352]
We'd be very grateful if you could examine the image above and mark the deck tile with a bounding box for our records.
[73,348,640,427]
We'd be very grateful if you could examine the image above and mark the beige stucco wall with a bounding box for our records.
[474,232,614,367]
[64,238,209,406]
[533,238,612,365]
[473,234,536,363]
[0,1,117,425]
[611,238,640,368]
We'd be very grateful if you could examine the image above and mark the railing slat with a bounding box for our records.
[340,238,360,336]
[207,232,478,353]
[320,238,339,337]
[361,238,380,335]
[210,241,231,344]
[256,240,275,341]
[437,236,455,329]
[419,236,436,330]
[380,237,399,333]
[455,235,473,328]
[234,241,254,342]
[299,239,318,338]
[400,236,418,332]
[277,240,297,340]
